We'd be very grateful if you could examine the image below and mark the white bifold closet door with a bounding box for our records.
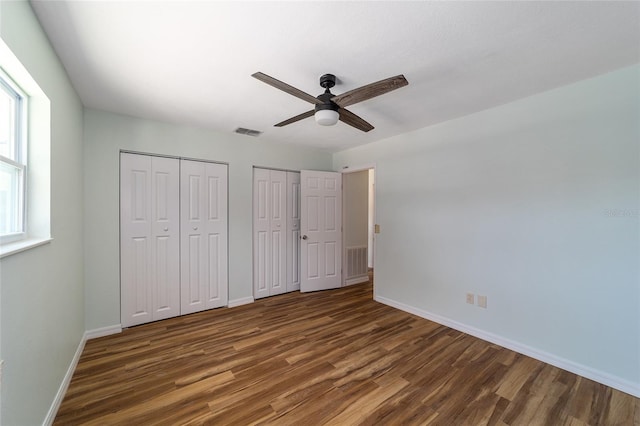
[253,168,287,299]
[121,153,181,327]
[121,153,228,327]
[180,160,229,314]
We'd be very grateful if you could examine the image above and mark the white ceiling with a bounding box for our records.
[31,1,640,152]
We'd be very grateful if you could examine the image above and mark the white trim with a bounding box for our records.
[43,325,122,424]
[344,276,369,286]
[0,237,52,258]
[228,296,254,308]
[374,294,640,398]
[42,334,87,426]
[340,162,377,173]
[85,324,122,340]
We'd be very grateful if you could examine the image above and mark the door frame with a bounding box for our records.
[341,163,376,288]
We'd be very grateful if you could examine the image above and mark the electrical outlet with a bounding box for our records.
[466,293,475,304]
[478,295,487,308]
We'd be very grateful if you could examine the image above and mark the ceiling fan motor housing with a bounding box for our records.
[315,92,339,113]
[316,74,339,114]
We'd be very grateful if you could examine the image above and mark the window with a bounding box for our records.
[0,37,51,257]
[0,70,27,242]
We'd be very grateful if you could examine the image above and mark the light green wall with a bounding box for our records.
[83,110,332,330]
[334,65,640,389]
[0,1,85,425]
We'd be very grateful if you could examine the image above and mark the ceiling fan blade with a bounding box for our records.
[274,110,315,127]
[252,72,322,105]
[332,75,408,108]
[339,108,374,132]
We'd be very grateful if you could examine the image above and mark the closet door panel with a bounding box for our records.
[269,170,287,296]
[181,161,206,314]
[150,157,180,320]
[253,168,270,299]
[185,233,203,309]
[121,154,152,327]
[208,233,220,300]
[121,153,180,327]
[181,160,228,314]
[204,163,228,309]
[287,171,301,292]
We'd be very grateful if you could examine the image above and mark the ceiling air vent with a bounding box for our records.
[235,127,262,137]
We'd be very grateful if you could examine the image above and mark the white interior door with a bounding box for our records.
[253,168,287,299]
[300,170,342,292]
[121,153,180,327]
[180,160,228,314]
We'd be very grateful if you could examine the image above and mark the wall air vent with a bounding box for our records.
[235,127,262,137]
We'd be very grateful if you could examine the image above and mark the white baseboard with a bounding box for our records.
[228,296,254,308]
[43,325,122,425]
[374,294,640,398]
[43,333,87,426]
[85,324,122,340]
[344,276,369,286]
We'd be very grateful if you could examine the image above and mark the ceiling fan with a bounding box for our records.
[252,72,408,132]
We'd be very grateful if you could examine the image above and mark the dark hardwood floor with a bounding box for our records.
[55,279,639,425]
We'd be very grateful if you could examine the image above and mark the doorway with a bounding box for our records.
[342,166,375,290]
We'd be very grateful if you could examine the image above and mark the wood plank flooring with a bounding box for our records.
[55,280,639,425]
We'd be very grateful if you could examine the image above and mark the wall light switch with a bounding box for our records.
[478,295,487,308]
[374,224,380,234]
[466,293,475,304]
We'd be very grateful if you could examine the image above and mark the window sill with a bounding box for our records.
[0,237,52,258]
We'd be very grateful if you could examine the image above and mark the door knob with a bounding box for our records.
[193,227,198,231]
[301,235,308,240]
[164,228,168,232]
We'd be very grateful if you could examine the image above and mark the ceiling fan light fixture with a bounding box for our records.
[315,109,339,126]
[314,98,339,126]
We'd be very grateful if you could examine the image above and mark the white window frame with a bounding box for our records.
[0,68,28,244]
[0,37,51,258]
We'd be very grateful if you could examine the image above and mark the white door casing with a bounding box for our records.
[286,171,301,292]
[120,153,180,327]
[180,160,228,314]
[300,170,342,292]
[253,168,287,299]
